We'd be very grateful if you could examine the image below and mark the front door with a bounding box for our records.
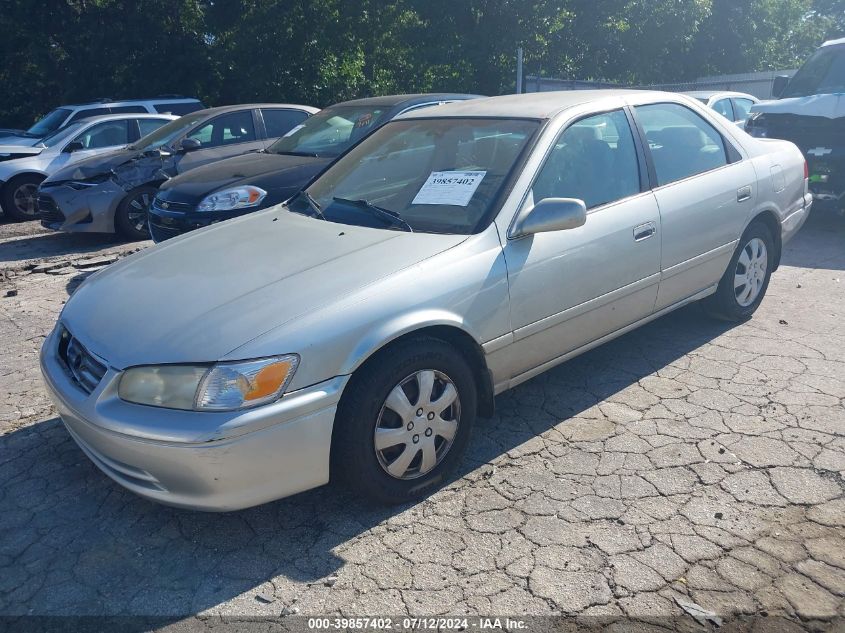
[175,109,265,174]
[502,108,662,379]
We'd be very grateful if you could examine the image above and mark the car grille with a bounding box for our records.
[57,326,107,395]
[37,193,65,223]
[152,197,193,212]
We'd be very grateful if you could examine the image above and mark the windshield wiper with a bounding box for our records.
[293,190,327,220]
[332,197,413,232]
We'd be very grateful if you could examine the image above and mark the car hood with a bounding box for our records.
[0,145,43,161]
[751,93,845,119]
[158,152,330,204]
[61,209,467,369]
[0,135,39,147]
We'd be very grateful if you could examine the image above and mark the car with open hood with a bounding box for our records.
[746,38,845,214]
[148,94,482,242]
[41,90,810,510]
[37,103,318,239]
[0,113,176,221]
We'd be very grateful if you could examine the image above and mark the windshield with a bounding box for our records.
[292,118,539,234]
[39,122,86,148]
[268,105,390,158]
[26,108,73,136]
[783,45,845,98]
[130,111,205,151]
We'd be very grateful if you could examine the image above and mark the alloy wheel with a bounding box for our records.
[127,192,152,233]
[13,183,39,217]
[734,237,768,307]
[374,369,461,480]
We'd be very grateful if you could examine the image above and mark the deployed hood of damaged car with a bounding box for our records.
[45,147,173,189]
[0,145,43,161]
[751,93,845,119]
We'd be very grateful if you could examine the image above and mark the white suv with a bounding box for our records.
[0,96,203,147]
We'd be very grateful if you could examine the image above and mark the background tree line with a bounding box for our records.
[1,0,842,128]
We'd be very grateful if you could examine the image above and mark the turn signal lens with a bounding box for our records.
[196,355,299,410]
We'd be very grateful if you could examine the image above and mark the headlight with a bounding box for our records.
[118,355,299,411]
[196,185,267,212]
[67,173,111,190]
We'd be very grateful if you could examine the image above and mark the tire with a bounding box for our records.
[2,174,44,221]
[702,220,775,321]
[333,336,477,505]
[115,185,157,240]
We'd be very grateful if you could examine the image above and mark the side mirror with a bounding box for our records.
[512,197,587,237]
[179,137,201,152]
[63,141,85,153]
[772,75,790,99]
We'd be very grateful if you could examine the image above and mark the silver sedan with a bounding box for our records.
[41,90,811,510]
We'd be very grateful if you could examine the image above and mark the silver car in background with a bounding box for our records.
[0,114,176,220]
[684,90,760,126]
[41,90,810,510]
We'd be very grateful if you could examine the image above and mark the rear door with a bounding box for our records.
[175,109,264,173]
[632,101,756,310]
[502,108,662,378]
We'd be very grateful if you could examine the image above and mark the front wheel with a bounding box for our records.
[2,174,44,221]
[115,186,156,240]
[703,221,775,321]
[333,337,477,504]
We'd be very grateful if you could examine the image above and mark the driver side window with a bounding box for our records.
[531,109,641,209]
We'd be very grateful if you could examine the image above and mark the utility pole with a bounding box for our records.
[516,47,523,94]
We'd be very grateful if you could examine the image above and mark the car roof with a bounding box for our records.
[70,113,179,125]
[683,90,757,100]
[189,103,319,117]
[397,89,657,120]
[330,93,483,109]
[822,37,845,47]
[66,97,202,108]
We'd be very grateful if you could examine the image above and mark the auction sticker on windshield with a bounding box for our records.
[412,171,486,206]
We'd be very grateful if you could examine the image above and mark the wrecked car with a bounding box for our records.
[37,103,318,239]
[747,38,845,214]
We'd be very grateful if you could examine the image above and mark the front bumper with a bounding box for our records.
[148,198,258,242]
[40,326,344,511]
[38,180,125,234]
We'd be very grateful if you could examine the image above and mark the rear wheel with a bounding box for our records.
[115,186,156,240]
[333,337,476,504]
[2,174,44,221]
[703,221,774,321]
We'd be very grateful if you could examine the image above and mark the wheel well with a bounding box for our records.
[749,210,782,270]
[2,172,45,193]
[348,326,496,419]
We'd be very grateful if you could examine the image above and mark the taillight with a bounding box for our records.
[804,160,809,180]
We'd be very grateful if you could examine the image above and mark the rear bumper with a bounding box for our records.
[40,326,344,511]
[781,193,812,246]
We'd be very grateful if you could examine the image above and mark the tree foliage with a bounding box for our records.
[1,0,842,127]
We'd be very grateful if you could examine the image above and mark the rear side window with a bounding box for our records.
[636,103,728,186]
[733,98,754,122]
[261,108,310,138]
[154,101,203,115]
[712,99,734,121]
[187,110,256,147]
[68,107,110,123]
[71,120,130,149]
[137,118,170,138]
[110,105,148,114]
[532,109,641,209]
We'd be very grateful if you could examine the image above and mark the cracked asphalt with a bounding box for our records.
[0,213,843,629]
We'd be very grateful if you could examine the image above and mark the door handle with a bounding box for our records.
[737,186,752,202]
[633,222,656,241]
